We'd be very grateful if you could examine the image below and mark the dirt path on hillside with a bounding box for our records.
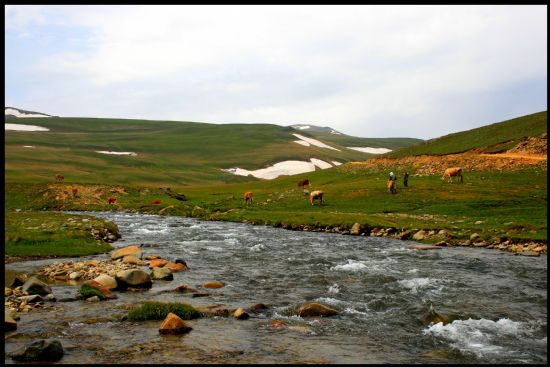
[480,153,547,161]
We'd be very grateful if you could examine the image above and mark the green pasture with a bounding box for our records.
[5,164,547,257]
[4,211,116,257]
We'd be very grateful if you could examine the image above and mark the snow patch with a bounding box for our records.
[96,151,137,156]
[293,133,340,151]
[347,147,392,154]
[5,108,51,118]
[294,140,310,147]
[331,161,342,166]
[222,158,333,180]
[23,145,35,148]
[5,123,50,132]
[330,130,342,135]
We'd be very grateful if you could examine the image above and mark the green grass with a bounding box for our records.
[4,210,116,257]
[126,302,203,321]
[79,284,106,300]
[6,117,412,186]
[386,111,547,157]
[5,163,546,246]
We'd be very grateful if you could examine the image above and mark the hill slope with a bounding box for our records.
[385,111,547,158]
[6,116,420,186]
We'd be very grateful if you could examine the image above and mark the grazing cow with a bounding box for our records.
[441,167,463,183]
[71,186,78,197]
[310,190,324,206]
[244,191,254,206]
[54,174,64,182]
[151,199,161,205]
[107,196,117,204]
[298,178,310,188]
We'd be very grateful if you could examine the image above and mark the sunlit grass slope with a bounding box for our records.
[385,111,547,158]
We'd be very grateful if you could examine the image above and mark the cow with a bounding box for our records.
[54,174,64,182]
[151,199,161,205]
[310,190,324,206]
[441,167,463,183]
[71,186,78,197]
[298,178,310,188]
[244,191,253,205]
[107,196,117,204]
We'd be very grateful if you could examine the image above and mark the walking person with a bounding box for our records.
[403,172,409,187]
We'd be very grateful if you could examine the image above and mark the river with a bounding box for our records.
[4,211,547,364]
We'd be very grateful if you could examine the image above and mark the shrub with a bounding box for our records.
[126,301,203,321]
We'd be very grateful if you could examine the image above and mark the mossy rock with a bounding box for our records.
[79,284,106,300]
[126,301,203,321]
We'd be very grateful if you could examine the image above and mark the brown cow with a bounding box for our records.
[107,196,117,204]
[71,186,78,197]
[298,178,310,188]
[441,167,463,183]
[244,191,254,205]
[151,199,161,205]
[310,190,324,206]
[54,174,64,182]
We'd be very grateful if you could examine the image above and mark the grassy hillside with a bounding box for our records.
[5,117,399,186]
[385,111,547,158]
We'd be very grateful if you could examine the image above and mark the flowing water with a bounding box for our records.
[4,212,547,364]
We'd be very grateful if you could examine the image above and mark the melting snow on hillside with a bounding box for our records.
[5,108,51,118]
[347,147,392,154]
[292,133,340,151]
[96,151,138,156]
[222,158,336,180]
[5,123,50,131]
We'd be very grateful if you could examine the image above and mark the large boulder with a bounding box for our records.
[115,269,152,290]
[110,245,142,260]
[9,339,64,361]
[93,274,117,290]
[22,276,52,296]
[159,312,192,335]
[296,302,338,317]
[151,267,174,281]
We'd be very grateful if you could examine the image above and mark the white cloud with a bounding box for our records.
[5,5,547,139]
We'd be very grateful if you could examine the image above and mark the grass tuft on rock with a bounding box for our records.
[79,284,106,300]
[126,301,203,321]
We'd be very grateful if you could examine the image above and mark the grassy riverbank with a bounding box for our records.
[5,161,547,260]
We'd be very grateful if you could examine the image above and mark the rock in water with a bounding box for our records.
[22,276,52,295]
[296,302,338,317]
[159,312,193,335]
[10,339,64,361]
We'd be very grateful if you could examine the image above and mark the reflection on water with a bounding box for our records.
[5,212,547,364]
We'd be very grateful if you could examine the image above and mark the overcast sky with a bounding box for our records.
[5,5,547,139]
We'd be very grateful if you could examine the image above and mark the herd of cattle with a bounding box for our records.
[53,166,464,207]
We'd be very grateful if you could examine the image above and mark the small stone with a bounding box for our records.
[233,308,250,320]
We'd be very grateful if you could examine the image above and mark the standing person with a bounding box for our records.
[403,172,409,187]
[388,172,397,194]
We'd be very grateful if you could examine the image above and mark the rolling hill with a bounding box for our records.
[384,111,547,158]
[4,112,420,186]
